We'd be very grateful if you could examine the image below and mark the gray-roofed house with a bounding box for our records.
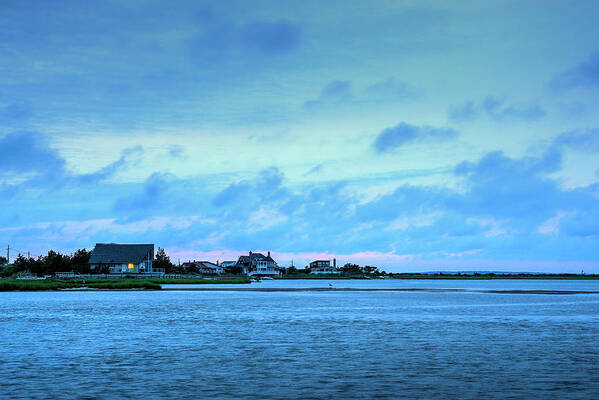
[89,243,155,274]
[236,251,280,276]
[181,261,224,275]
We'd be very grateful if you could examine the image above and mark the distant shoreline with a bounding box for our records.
[1,274,598,292]
[279,274,599,280]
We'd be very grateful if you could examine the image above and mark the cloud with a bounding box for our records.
[364,77,418,102]
[1,103,33,122]
[448,101,477,122]
[0,131,65,176]
[303,80,352,109]
[168,145,184,158]
[482,96,546,121]
[448,97,546,122]
[453,150,566,222]
[304,77,418,109]
[212,181,251,207]
[551,129,599,152]
[303,164,324,176]
[191,15,302,67]
[240,20,301,54]
[113,172,172,213]
[77,146,143,185]
[550,51,599,91]
[0,131,143,196]
[3,143,599,270]
[373,122,458,153]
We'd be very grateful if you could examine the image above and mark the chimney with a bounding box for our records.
[333,258,336,268]
[268,251,270,257]
[249,251,252,257]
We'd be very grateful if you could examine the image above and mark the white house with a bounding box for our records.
[236,251,280,276]
[309,259,341,274]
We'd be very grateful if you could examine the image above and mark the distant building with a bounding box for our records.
[236,251,280,276]
[181,261,224,275]
[55,271,76,278]
[220,261,237,268]
[309,258,340,274]
[88,243,154,274]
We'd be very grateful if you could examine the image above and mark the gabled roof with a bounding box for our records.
[89,243,154,264]
[237,255,251,264]
[198,261,220,268]
[237,252,277,266]
[182,261,223,269]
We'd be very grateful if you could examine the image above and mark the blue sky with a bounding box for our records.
[2,0,599,271]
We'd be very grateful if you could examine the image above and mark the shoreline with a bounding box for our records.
[158,287,599,295]
[279,274,599,280]
[14,287,599,295]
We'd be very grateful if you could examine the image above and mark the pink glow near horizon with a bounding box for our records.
[164,248,599,273]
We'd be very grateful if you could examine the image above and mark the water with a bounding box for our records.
[1,280,599,399]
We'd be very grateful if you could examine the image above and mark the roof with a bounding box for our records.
[182,261,223,269]
[237,252,277,265]
[89,243,154,264]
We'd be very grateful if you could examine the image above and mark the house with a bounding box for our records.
[55,271,76,278]
[181,261,224,275]
[309,258,340,274]
[236,251,280,276]
[220,261,237,268]
[88,243,154,274]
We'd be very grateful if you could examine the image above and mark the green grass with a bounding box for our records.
[0,277,252,291]
[0,278,162,291]
[0,280,75,291]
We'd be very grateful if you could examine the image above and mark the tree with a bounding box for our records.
[342,263,362,276]
[298,266,310,275]
[14,254,42,275]
[0,256,7,266]
[286,265,298,275]
[225,264,243,275]
[154,247,173,273]
[363,265,379,275]
[71,249,92,274]
[41,250,71,275]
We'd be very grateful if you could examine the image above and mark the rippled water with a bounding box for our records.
[1,280,599,399]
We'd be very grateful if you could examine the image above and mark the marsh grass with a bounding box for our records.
[0,278,161,291]
[0,277,252,291]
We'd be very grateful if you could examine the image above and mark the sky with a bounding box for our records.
[1,0,599,272]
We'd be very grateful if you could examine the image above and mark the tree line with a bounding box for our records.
[1,247,387,277]
[283,263,386,276]
[0,249,92,277]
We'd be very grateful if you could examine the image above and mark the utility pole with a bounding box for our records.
[6,245,9,264]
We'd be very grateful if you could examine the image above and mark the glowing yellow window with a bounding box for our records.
[127,263,134,269]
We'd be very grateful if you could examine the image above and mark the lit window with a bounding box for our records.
[128,263,134,269]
